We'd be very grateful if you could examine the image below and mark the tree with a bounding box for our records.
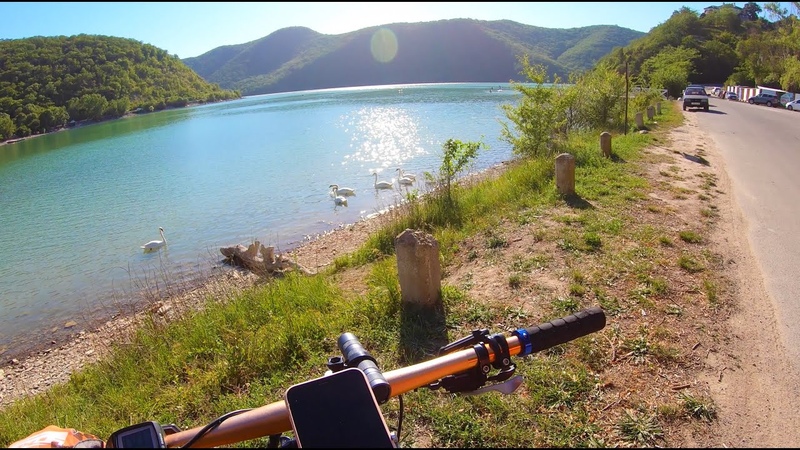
[780,58,800,92]
[432,138,484,204]
[0,113,14,140]
[573,65,626,131]
[501,55,566,158]
[741,2,763,21]
[638,46,699,98]
[67,93,108,121]
[735,32,783,87]
[763,2,789,20]
[39,106,69,131]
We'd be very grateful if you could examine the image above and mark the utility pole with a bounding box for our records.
[624,52,629,135]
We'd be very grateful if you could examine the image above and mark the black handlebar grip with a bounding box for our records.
[338,332,391,403]
[520,306,606,354]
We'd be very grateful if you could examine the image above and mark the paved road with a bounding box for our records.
[691,98,800,365]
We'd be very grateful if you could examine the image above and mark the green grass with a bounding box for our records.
[0,102,687,448]
[617,408,664,445]
[679,230,703,243]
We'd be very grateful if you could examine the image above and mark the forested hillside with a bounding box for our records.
[183,19,645,96]
[0,34,240,141]
[597,2,800,98]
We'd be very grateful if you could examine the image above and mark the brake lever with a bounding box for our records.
[459,375,524,397]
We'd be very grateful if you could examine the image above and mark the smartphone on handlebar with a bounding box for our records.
[284,367,395,448]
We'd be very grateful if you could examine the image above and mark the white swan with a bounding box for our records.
[329,184,356,197]
[333,195,348,206]
[330,186,349,206]
[141,227,167,252]
[397,168,417,182]
[397,175,414,186]
[373,172,393,190]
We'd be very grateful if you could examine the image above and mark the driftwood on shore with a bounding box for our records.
[220,241,314,276]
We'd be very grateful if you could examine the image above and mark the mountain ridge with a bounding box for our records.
[183,19,645,96]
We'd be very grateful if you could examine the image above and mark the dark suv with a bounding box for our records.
[748,92,779,107]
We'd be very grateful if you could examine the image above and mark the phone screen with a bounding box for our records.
[285,367,395,448]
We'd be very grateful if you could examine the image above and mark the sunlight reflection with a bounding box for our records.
[340,106,427,173]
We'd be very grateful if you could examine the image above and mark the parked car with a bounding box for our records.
[748,92,780,107]
[785,99,800,111]
[725,91,739,101]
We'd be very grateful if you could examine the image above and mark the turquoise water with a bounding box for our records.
[0,83,519,357]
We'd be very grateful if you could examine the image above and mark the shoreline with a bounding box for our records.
[0,161,510,408]
[0,222,351,364]
[0,100,226,149]
[0,213,392,408]
[0,230,343,408]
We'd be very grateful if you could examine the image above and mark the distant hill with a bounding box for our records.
[183,19,645,96]
[0,34,240,140]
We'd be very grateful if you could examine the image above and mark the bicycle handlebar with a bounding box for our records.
[163,306,606,448]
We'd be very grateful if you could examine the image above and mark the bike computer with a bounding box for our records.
[107,421,166,448]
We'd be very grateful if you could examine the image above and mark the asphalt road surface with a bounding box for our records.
[691,97,800,366]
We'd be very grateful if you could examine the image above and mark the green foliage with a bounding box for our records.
[679,392,717,422]
[639,46,699,98]
[431,138,485,203]
[0,34,240,140]
[598,4,799,91]
[679,230,702,243]
[501,56,567,157]
[67,94,108,122]
[616,408,664,445]
[570,65,627,131]
[0,113,14,140]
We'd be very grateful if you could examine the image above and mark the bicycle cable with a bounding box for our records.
[396,394,404,444]
[179,408,253,448]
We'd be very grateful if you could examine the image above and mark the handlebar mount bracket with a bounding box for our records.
[426,329,516,394]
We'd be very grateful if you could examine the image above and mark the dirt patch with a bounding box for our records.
[2,108,795,447]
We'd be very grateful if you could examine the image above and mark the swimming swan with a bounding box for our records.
[373,172,393,190]
[333,195,348,206]
[329,184,356,197]
[397,168,417,182]
[141,227,167,252]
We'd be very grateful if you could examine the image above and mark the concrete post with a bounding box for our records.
[395,229,442,311]
[635,112,644,130]
[600,131,612,158]
[555,153,575,196]
[646,105,655,121]
[656,102,662,115]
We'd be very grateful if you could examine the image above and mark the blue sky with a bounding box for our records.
[0,2,791,58]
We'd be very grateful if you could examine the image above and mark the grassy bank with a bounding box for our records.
[1,102,726,447]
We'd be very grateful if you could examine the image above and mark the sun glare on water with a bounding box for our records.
[341,106,425,171]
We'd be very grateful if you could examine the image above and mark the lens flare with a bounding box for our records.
[370,28,398,63]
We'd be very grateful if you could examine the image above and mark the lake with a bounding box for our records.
[0,83,520,358]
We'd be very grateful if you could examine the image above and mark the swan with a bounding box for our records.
[396,168,417,182]
[333,195,348,206]
[329,184,356,197]
[330,186,349,206]
[373,172,393,190]
[397,175,414,187]
[141,227,167,252]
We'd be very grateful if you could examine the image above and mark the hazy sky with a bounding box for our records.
[0,2,789,58]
